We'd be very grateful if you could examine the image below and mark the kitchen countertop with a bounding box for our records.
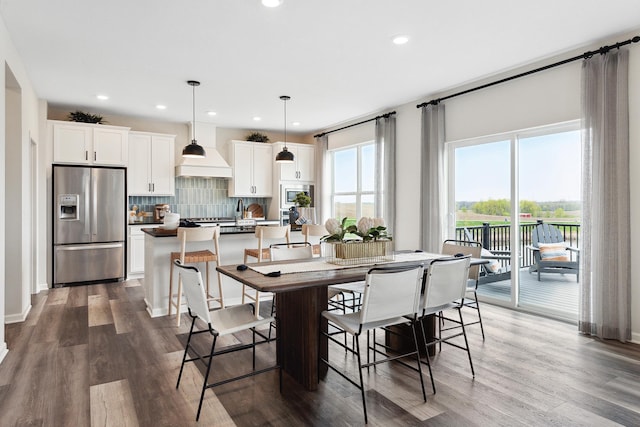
[141,219,283,237]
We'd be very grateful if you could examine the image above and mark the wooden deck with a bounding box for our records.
[476,268,579,320]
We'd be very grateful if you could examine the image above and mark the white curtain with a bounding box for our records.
[580,49,631,342]
[314,134,329,224]
[420,103,446,252]
[375,115,396,234]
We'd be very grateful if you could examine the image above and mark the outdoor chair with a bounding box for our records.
[528,223,579,281]
[173,260,280,421]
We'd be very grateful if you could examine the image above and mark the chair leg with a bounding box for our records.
[196,334,218,422]
[458,308,475,377]
[473,290,485,341]
[168,261,175,316]
[176,316,197,389]
[217,270,225,309]
[268,295,276,341]
[175,277,183,327]
[418,319,436,394]
[355,335,368,425]
[411,320,427,402]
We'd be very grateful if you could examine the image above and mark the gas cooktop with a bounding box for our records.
[185,217,236,223]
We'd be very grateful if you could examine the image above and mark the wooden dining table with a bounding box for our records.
[217,251,478,391]
[217,254,452,390]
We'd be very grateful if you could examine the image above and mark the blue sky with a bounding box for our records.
[455,130,581,202]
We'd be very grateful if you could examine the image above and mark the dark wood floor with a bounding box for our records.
[1,279,640,426]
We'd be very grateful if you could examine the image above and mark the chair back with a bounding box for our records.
[531,223,564,248]
[176,226,221,262]
[173,260,212,324]
[301,224,328,241]
[359,264,424,324]
[269,242,314,261]
[421,256,471,312]
[253,225,290,261]
[442,239,481,281]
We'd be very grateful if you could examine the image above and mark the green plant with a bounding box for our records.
[293,192,311,207]
[67,111,105,124]
[245,132,270,143]
[321,217,390,242]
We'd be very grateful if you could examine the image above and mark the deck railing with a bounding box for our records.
[456,220,580,269]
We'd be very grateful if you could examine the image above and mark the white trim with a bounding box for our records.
[631,332,640,345]
[37,282,49,293]
[5,303,31,324]
[0,343,8,365]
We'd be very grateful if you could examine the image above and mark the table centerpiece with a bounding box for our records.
[321,217,394,265]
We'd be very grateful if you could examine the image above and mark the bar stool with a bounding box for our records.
[301,223,328,256]
[243,225,290,315]
[169,226,224,326]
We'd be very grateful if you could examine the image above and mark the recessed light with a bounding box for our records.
[156,104,167,110]
[96,94,109,100]
[262,0,283,7]
[392,35,410,45]
[292,122,300,126]
[253,116,261,121]
[207,111,217,116]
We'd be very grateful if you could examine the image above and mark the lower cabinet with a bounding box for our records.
[128,226,145,277]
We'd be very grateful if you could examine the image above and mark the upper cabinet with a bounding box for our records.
[128,132,175,196]
[273,142,315,182]
[228,140,273,197]
[51,120,129,166]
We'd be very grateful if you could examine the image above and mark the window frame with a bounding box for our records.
[329,140,376,220]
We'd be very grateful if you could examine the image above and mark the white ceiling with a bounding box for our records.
[1,0,639,134]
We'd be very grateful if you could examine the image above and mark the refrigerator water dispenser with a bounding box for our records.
[58,194,79,220]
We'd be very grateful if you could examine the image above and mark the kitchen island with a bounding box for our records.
[141,221,295,317]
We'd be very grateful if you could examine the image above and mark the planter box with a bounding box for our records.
[324,240,394,265]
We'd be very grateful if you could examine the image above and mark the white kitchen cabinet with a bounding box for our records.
[228,140,273,197]
[51,120,129,166]
[273,142,315,182]
[128,131,175,195]
[128,225,145,277]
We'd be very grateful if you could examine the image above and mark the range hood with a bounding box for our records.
[175,122,232,178]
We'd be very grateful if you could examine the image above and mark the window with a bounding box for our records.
[447,120,581,319]
[330,142,376,221]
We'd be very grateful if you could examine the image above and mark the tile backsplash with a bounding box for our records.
[128,176,269,219]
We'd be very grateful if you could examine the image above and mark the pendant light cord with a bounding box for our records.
[280,95,290,149]
[192,82,196,143]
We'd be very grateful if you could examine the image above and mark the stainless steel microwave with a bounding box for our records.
[281,184,314,209]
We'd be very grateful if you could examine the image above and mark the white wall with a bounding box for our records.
[0,15,41,360]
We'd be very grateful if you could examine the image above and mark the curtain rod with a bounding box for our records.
[314,111,396,138]
[416,35,640,108]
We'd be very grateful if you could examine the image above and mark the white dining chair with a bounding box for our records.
[321,263,426,424]
[174,260,281,421]
[418,255,475,389]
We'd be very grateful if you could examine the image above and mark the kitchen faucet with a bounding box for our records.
[236,198,244,218]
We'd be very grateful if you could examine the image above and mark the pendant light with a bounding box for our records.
[182,80,206,158]
[275,95,295,163]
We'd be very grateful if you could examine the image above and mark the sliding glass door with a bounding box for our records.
[448,121,581,319]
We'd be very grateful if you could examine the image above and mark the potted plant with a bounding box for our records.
[68,111,105,124]
[245,132,270,143]
[293,192,311,208]
[322,217,392,262]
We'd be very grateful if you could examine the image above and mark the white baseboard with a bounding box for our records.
[5,303,31,324]
[0,343,8,365]
[631,331,640,345]
[37,282,49,293]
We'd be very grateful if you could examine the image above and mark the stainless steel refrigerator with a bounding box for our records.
[53,164,126,286]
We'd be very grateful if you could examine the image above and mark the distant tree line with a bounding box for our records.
[458,199,581,218]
